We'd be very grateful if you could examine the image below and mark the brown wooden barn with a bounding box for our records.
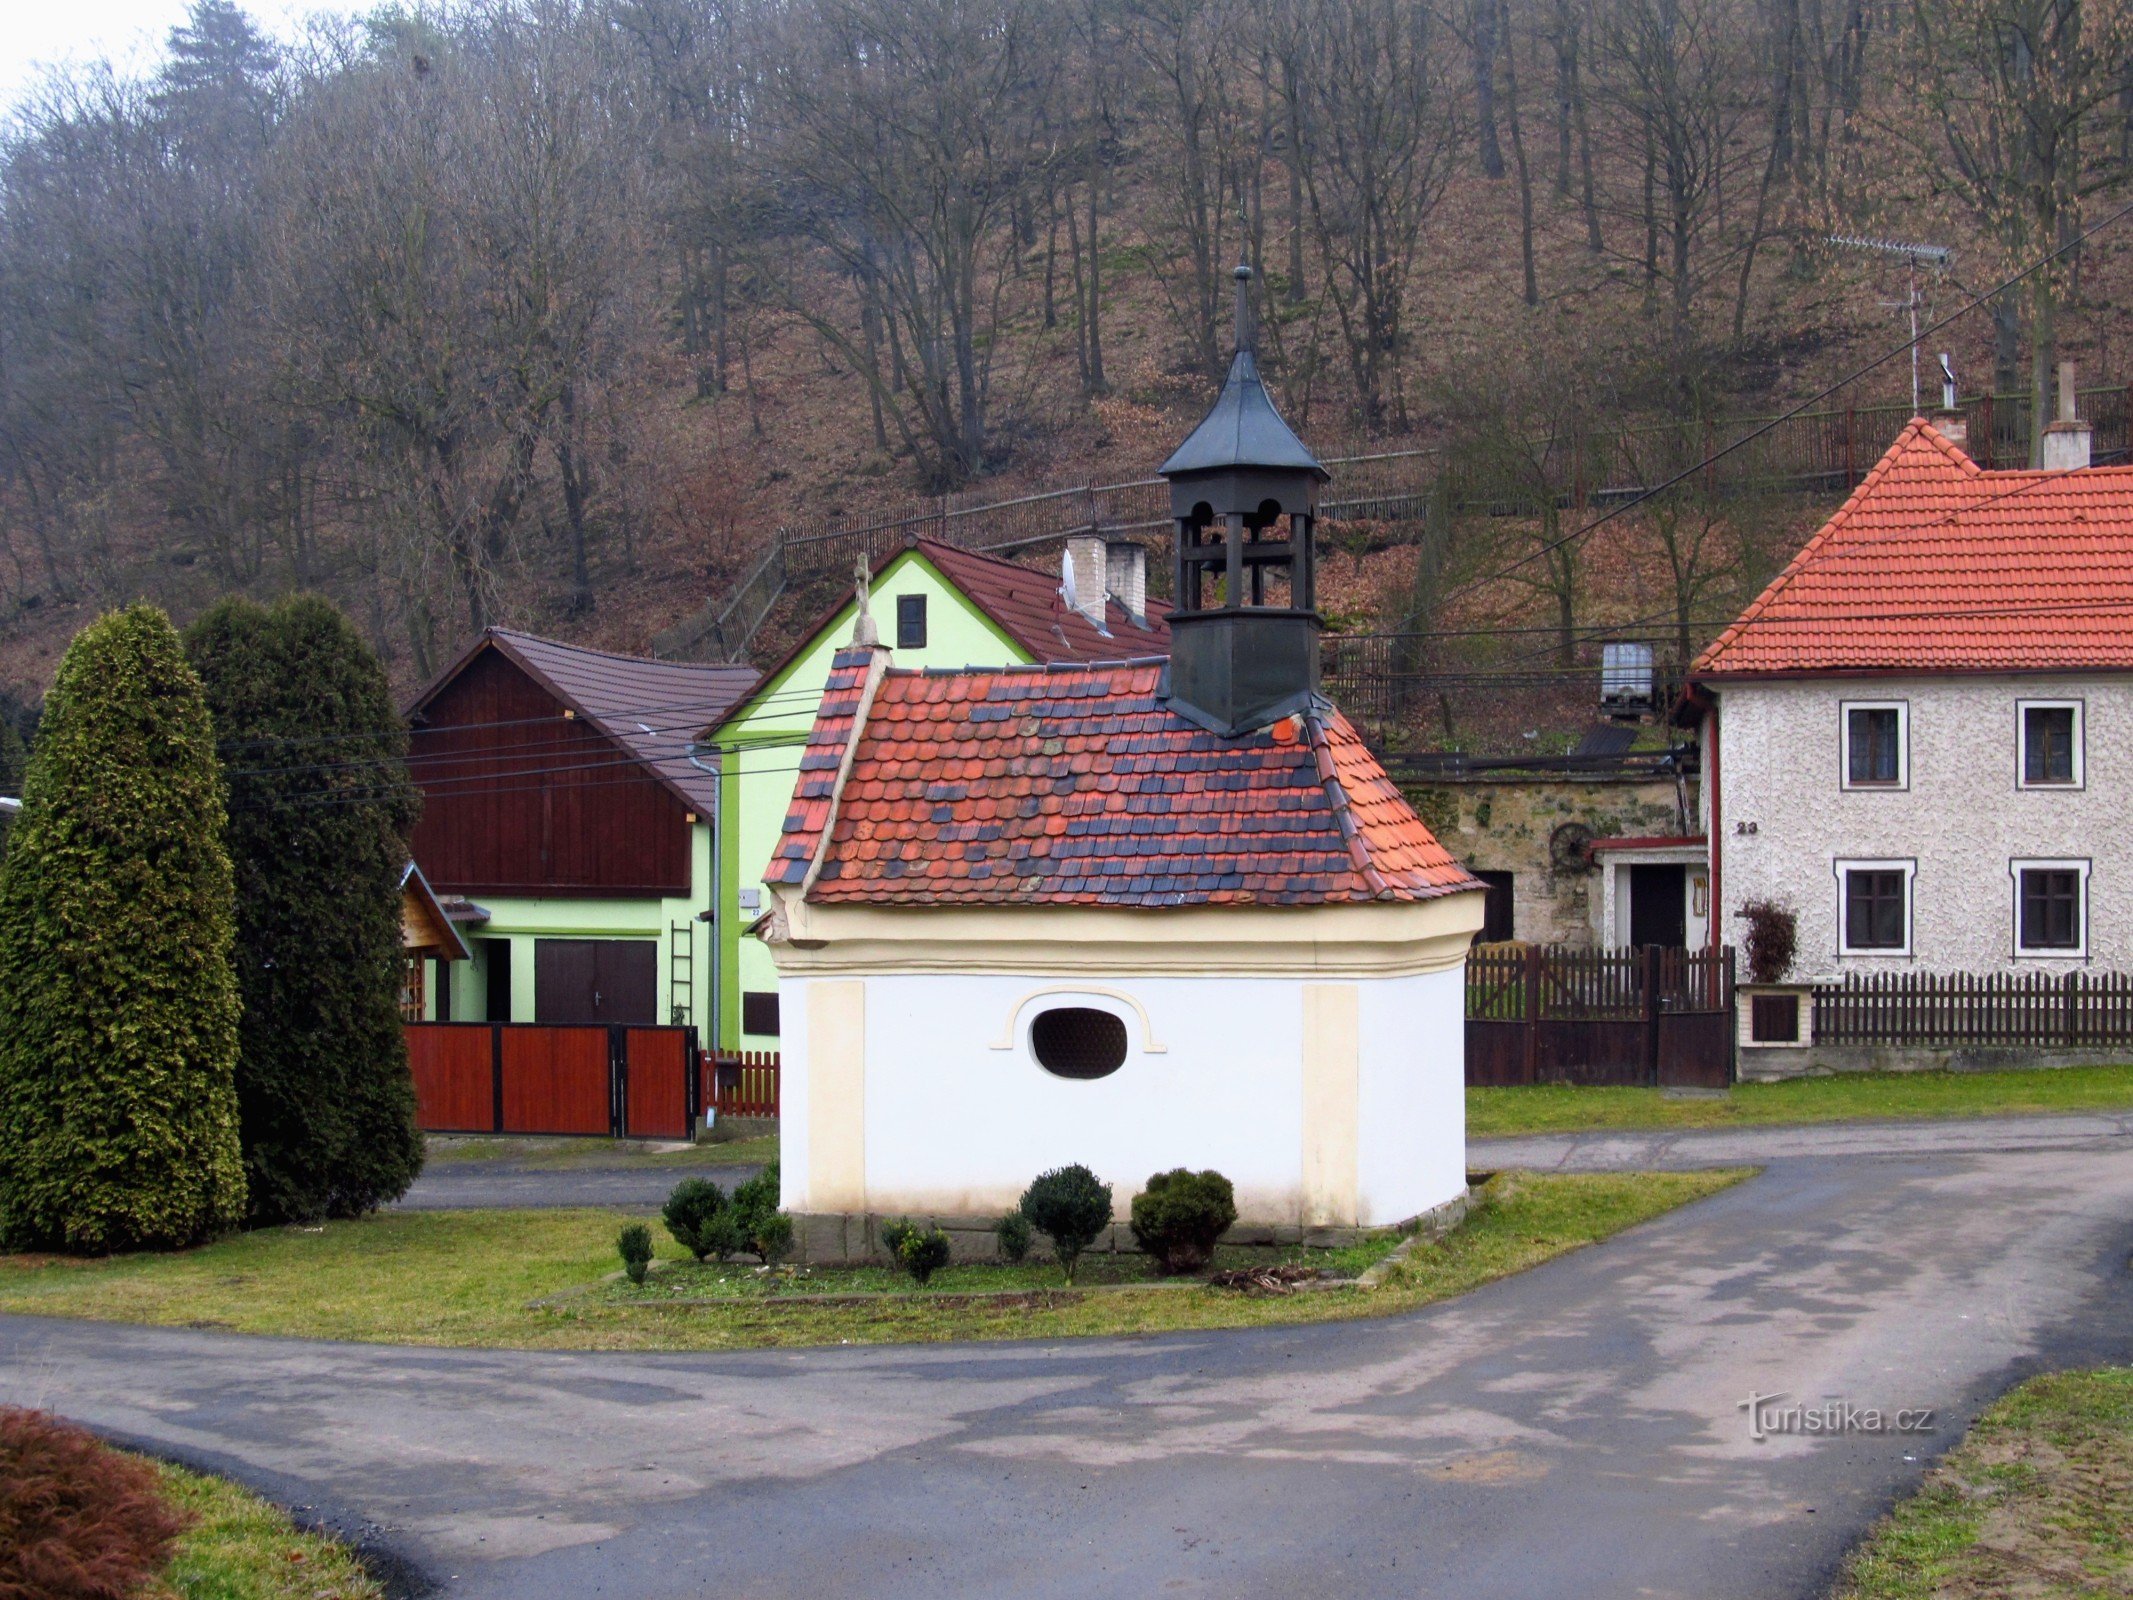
[402,629,757,1030]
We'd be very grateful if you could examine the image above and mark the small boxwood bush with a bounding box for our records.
[0,1406,189,1600]
[728,1164,791,1265]
[1018,1164,1113,1284]
[661,1178,727,1262]
[889,1221,952,1285]
[1130,1168,1238,1274]
[995,1209,1032,1263]
[617,1223,654,1284]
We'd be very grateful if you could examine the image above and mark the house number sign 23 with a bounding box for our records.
[1733,820,1759,835]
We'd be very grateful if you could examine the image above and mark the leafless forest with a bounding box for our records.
[2,0,2130,720]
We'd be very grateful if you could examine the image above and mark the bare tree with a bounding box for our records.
[1896,0,2133,461]
[1281,0,1460,432]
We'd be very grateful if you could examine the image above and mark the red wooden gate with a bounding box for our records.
[407,1023,701,1138]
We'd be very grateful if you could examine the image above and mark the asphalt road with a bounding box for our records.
[395,1159,767,1211]
[5,1113,2131,1600]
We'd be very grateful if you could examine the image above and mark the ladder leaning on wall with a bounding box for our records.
[669,919,694,1028]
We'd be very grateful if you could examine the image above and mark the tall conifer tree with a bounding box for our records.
[0,606,246,1252]
[186,596,424,1223]
[0,714,24,861]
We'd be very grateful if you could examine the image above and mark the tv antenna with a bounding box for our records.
[1829,236,1953,413]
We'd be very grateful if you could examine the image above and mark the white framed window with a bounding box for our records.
[1840,701,1908,790]
[2017,700,2084,789]
[1835,858,1915,956]
[2011,858,2090,957]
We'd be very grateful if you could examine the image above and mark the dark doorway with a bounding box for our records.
[483,938,513,1022]
[1628,864,1687,949]
[1474,871,1515,943]
[534,939,659,1024]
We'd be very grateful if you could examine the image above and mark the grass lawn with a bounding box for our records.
[1468,1064,2133,1138]
[423,1132,780,1168]
[1834,1366,2133,1599]
[149,1456,382,1599]
[0,1170,1744,1352]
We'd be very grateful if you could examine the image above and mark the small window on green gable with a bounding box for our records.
[897,594,927,650]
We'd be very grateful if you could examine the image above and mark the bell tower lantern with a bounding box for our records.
[1159,264,1331,735]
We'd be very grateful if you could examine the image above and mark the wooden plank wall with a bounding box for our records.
[409,647,690,897]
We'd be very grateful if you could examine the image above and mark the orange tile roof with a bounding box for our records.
[765,652,1479,907]
[1694,419,2133,677]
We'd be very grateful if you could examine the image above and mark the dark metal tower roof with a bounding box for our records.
[1159,266,1329,481]
[1159,349,1330,479]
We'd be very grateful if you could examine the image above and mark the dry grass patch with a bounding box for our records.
[1835,1366,2133,1600]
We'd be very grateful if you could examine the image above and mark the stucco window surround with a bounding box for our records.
[989,986,1163,1077]
[2010,858,2091,959]
[2017,699,2085,790]
[1834,857,1916,957]
[1839,700,1909,791]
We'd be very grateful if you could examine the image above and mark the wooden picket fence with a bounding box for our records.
[702,1048,780,1119]
[1812,970,2133,1047]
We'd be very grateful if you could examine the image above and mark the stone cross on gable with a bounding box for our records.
[851,554,880,647]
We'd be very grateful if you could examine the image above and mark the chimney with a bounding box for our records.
[1063,534,1110,628]
[2042,360,2093,471]
[1104,541,1148,626]
[1929,352,1967,448]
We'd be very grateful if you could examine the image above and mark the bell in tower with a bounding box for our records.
[1159,264,1331,735]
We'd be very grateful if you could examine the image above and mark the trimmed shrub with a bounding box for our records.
[186,596,422,1225]
[728,1164,791,1264]
[0,1406,190,1599]
[879,1216,915,1260]
[0,606,246,1253]
[995,1209,1032,1264]
[1737,899,1799,985]
[1019,1165,1113,1285]
[893,1223,952,1286]
[1130,1169,1238,1274]
[661,1178,727,1262]
[618,1223,654,1284]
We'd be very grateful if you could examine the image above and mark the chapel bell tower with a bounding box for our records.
[1159,264,1331,735]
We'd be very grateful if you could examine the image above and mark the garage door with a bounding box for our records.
[533,939,659,1025]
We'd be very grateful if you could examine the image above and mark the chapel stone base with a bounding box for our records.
[789,1191,1472,1268]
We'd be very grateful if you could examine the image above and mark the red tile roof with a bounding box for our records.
[1695,419,2133,677]
[711,538,1171,738]
[765,653,1479,907]
[914,539,1172,662]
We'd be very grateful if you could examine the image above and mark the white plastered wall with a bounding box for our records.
[1715,674,2133,973]
[776,967,1467,1228]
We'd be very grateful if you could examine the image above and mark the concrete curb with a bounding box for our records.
[1354,1188,1474,1289]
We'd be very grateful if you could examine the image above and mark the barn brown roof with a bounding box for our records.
[407,629,758,816]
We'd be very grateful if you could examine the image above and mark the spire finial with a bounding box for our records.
[1232,262,1253,356]
[850,553,879,647]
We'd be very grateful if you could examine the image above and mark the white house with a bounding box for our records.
[1689,391,2133,978]
[757,271,1483,1257]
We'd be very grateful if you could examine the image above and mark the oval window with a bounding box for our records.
[1030,1007,1128,1080]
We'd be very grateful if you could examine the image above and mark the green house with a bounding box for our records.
[705,535,1169,1050]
